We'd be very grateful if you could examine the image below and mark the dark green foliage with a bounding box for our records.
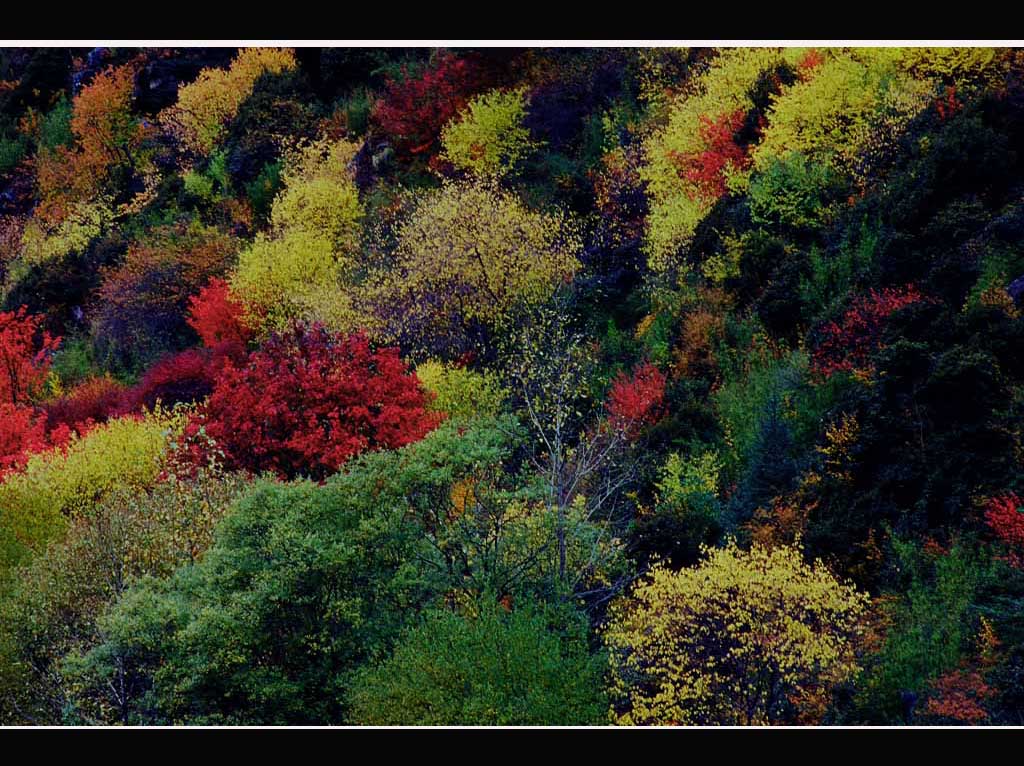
[64,420,516,724]
[347,597,607,725]
[852,538,988,724]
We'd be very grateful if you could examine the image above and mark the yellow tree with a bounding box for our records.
[368,180,580,357]
[162,47,297,156]
[230,137,365,335]
[440,87,538,178]
[604,540,869,725]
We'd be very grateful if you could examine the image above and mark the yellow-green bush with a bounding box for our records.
[751,49,933,181]
[14,200,112,275]
[231,138,367,336]
[897,47,1009,89]
[416,360,507,420]
[440,88,538,177]
[375,181,581,331]
[269,138,363,250]
[231,229,365,335]
[0,409,183,572]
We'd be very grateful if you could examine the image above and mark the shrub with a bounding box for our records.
[605,362,667,436]
[369,181,581,355]
[810,285,924,379]
[92,223,238,371]
[0,409,181,572]
[371,51,487,159]
[748,151,846,230]
[0,305,61,406]
[185,277,253,349]
[43,375,126,435]
[984,493,1024,569]
[415,359,507,420]
[605,540,869,725]
[120,349,219,414]
[0,403,51,476]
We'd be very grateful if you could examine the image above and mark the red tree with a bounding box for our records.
[200,324,442,480]
[0,403,50,475]
[186,277,254,350]
[371,52,487,159]
[669,108,751,201]
[0,306,61,406]
[811,286,924,379]
[606,362,667,438]
[797,49,826,80]
[985,492,1024,569]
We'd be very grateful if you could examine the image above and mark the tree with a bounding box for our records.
[62,421,513,724]
[34,62,143,226]
[606,362,667,437]
[93,223,238,372]
[0,306,60,406]
[439,87,538,177]
[347,597,606,725]
[372,52,488,159]
[853,538,985,723]
[811,286,924,379]
[186,277,253,350]
[604,540,869,725]
[162,47,298,156]
[0,408,183,574]
[200,324,441,480]
[642,48,797,270]
[984,493,1024,569]
[503,298,638,593]
[370,181,581,359]
[230,138,365,336]
[0,465,246,724]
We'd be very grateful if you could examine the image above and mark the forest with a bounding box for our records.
[0,45,1022,726]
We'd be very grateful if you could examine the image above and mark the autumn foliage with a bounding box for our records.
[0,403,51,475]
[35,62,142,223]
[200,324,442,479]
[606,362,667,436]
[984,492,1024,569]
[186,277,254,350]
[43,376,125,435]
[372,53,488,158]
[668,108,751,201]
[811,285,924,378]
[0,306,60,406]
[922,666,995,724]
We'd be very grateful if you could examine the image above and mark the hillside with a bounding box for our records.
[1,46,1023,726]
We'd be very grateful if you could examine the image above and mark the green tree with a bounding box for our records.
[347,596,606,725]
